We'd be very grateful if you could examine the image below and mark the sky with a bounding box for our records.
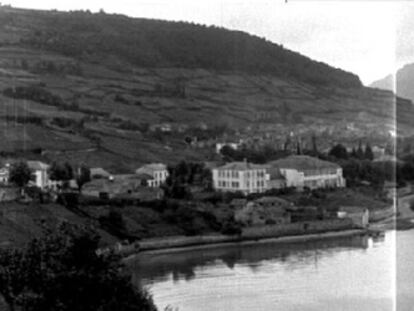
[3,0,414,86]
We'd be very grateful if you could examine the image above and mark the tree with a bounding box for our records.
[49,162,73,190]
[328,144,348,159]
[75,165,91,193]
[0,223,157,311]
[350,147,357,158]
[296,141,302,155]
[9,162,32,190]
[356,140,364,159]
[311,134,318,155]
[364,143,374,161]
[163,161,212,199]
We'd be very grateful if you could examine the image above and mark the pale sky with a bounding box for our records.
[3,0,414,85]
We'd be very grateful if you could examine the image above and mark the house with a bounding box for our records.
[383,181,397,200]
[82,174,164,200]
[337,206,369,228]
[0,164,10,185]
[235,196,291,226]
[150,123,172,132]
[212,161,269,194]
[135,163,168,187]
[27,161,50,189]
[268,155,346,191]
[90,167,111,179]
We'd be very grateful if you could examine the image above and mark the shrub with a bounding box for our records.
[220,219,242,235]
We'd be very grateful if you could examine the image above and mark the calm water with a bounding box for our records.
[129,230,414,311]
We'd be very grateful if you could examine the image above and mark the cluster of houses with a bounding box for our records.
[231,195,369,229]
[0,161,53,189]
[0,155,346,199]
[212,155,346,195]
[0,161,170,202]
[0,155,372,229]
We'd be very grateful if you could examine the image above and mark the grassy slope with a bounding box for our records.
[0,7,413,172]
[0,201,118,247]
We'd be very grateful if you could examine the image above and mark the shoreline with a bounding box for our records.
[124,229,366,260]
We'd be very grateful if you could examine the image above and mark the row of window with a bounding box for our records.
[217,170,266,178]
[218,181,240,188]
[217,180,266,188]
[154,171,168,180]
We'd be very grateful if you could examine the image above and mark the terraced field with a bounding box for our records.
[0,6,413,172]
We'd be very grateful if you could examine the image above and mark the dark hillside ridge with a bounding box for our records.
[0,6,361,88]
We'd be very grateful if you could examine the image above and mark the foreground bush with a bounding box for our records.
[0,223,157,311]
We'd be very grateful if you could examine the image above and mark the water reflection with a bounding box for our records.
[129,234,369,283]
[129,232,402,311]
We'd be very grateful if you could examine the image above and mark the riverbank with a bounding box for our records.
[124,228,366,260]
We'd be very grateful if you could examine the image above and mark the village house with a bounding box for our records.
[135,163,168,187]
[267,155,346,191]
[90,167,112,179]
[234,196,292,226]
[27,161,50,190]
[0,164,10,185]
[337,206,369,228]
[82,174,164,200]
[212,161,269,194]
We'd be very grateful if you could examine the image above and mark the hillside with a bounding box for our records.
[370,63,414,104]
[0,6,413,172]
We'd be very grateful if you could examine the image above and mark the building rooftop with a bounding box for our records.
[216,161,267,171]
[27,161,50,171]
[269,155,340,171]
[0,167,9,175]
[338,206,368,213]
[90,167,111,178]
[136,163,167,175]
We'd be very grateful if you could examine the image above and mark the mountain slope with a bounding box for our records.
[0,6,412,172]
[370,63,414,102]
[0,6,361,88]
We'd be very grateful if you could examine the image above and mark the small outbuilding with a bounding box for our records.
[337,206,369,228]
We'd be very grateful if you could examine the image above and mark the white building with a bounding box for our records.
[268,155,345,190]
[338,206,369,228]
[27,161,50,189]
[212,161,269,194]
[135,163,168,187]
[0,164,10,184]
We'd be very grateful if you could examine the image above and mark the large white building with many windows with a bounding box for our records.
[212,161,269,194]
[268,155,345,190]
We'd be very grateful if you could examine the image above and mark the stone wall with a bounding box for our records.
[242,219,354,239]
[135,219,355,252]
[369,206,394,222]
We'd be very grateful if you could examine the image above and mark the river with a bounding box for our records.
[129,230,414,311]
